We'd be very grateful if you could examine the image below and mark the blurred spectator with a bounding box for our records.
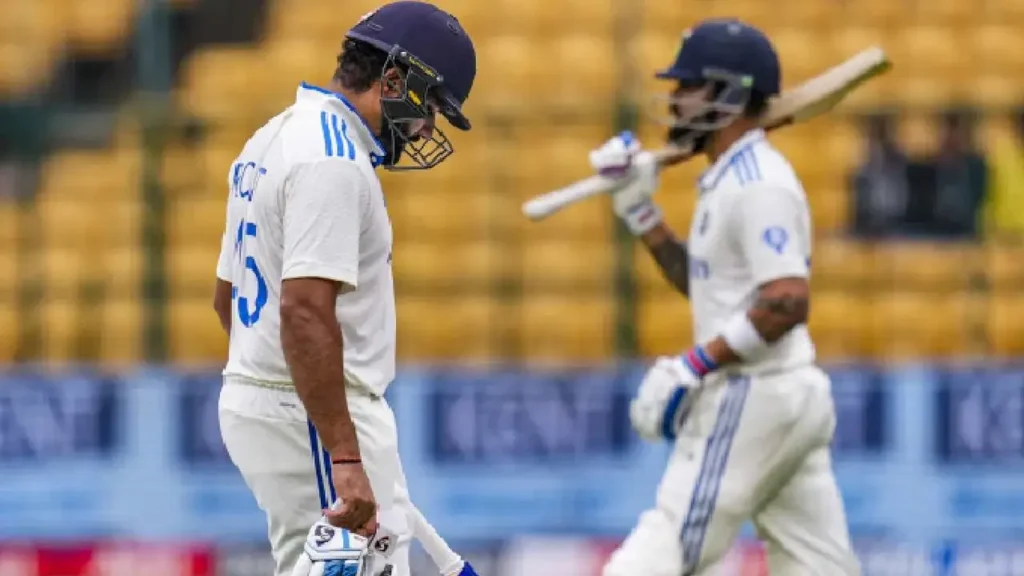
[914,107,988,239]
[983,106,1024,238]
[849,111,911,238]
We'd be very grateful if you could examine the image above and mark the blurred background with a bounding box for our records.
[2,0,1024,574]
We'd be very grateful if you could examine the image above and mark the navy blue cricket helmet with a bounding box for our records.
[654,18,780,150]
[346,1,476,169]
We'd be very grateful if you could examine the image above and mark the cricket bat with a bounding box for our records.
[521,46,892,221]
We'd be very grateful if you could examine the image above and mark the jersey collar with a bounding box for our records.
[297,82,388,163]
[697,128,766,193]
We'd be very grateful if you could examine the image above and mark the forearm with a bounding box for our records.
[697,282,810,370]
[281,307,360,460]
[640,223,690,296]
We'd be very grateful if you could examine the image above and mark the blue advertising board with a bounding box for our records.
[0,363,1022,549]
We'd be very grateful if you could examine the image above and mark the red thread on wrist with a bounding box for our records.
[331,458,362,465]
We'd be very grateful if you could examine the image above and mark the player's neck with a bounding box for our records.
[704,118,759,164]
[329,79,384,137]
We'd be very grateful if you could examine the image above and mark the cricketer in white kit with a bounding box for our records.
[591,19,861,576]
[210,3,480,576]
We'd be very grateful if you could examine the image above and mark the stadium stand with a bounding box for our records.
[2,0,1023,364]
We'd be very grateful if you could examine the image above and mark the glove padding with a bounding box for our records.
[291,516,398,576]
[588,131,662,236]
[630,356,702,442]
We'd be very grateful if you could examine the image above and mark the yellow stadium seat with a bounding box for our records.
[868,292,972,360]
[98,298,142,366]
[634,243,670,292]
[41,246,85,300]
[41,298,78,364]
[36,198,101,249]
[167,244,219,298]
[972,74,1022,109]
[772,28,828,86]
[988,295,1024,357]
[519,292,614,362]
[520,238,615,290]
[169,297,227,365]
[0,40,51,96]
[843,0,911,26]
[167,197,226,249]
[66,0,133,53]
[0,202,19,252]
[392,240,505,291]
[632,33,680,95]
[266,0,350,43]
[987,243,1024,290]
[389,189,497,241]
[541,35,617,109]
[433,0,490,36]
[971,25,1024,76]
[40,150,140,201]
[472,35,534,111]
[0,305,16,363]
[397,294,509,361]
[809,188,847,234]
[0,248,16,302]
[899,113,940,157]
[180,48,267,122]
[915,0,974,23]
[101,246,142,298]
[872,242,978,290]
[162,145,204,195]
[637,289,693,357]
[809,292,870,361]
[896,26,969,80]
[811,237,874,290]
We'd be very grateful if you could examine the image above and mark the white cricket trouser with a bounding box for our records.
[604,365,861,576]
[218,377,412,576]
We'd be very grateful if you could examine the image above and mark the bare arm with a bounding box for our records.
[213,279,233,334]
[640,222,690,297]
[703,277,810,366]
[280,277,360,460]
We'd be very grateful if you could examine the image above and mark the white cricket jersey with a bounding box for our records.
[216,82,396,396]
[687,128,816,373]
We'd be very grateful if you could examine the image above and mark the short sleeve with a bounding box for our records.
[734,185,810,285]
[281,160,367,287]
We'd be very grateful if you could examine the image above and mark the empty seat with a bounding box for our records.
[772,28,828,85]
[36,198,100,249]
[808,292,871,361]
[872,242,979,290]
[986,243,1024,290]
[988,295,1024,357]
[520,237,616,291]
[541,35,617,109]
[102,246,142,298]
[0,304,16,363]
[167,244,220,298]
[98,298,143,366]
[66,0,133,53]
[518,292,614,362]
[389,189,497,241]
[868,292,973,360]
[810,188,848,233]
[41,298,79,364]
[167,197,227,249]
[180,48,267,122]
[811,237,874,290]
[169,297,227,365]
[41,246,87,300]
[392,240,506,291]
[396,294,510,361]
[472,35,535,110]
[39,150,139,201]
[637,289,694,357]
[896,26,969,79]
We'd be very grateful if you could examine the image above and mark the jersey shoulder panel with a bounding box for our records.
[279,104,372,167]
[724,141,806,200]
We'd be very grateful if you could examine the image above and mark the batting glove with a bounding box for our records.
[291,516,398,576]
[630,354,707,442]
[588,131,662,235]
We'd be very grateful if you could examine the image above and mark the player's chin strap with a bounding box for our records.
[291,516,398,576]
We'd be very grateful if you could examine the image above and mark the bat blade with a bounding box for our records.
[521,47,891,222]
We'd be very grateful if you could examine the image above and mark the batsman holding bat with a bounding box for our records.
[593,19,861,576]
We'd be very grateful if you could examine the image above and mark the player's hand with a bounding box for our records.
[325,461,378,537]
[588,131,662,236]
[630,356,702,442]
